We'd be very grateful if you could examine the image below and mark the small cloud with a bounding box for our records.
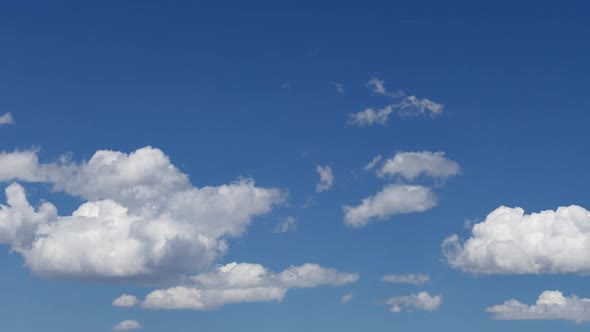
[381,273,430,286]
[386,292,442,313]
[331,82,344,93]
[366,77,404,98]
[113,320,141,331]
[274,216,297,233]
[112,294,141,307]
[348,105,393,126]
[0,112,14,126]
[341,293,354,303]
[316,165,334,193]
[281,83,291,89]
[363,155,382,171]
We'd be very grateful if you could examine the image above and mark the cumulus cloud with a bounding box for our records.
[140,262,359,310]
[443,205,590,274]
[274,216,297,233]
[316,165,334,193]
[386,292,442,313]
[113,320,141,331]
[343,184,437,228]
[341,293,354,303]
[396,96,443,118]
[0,113,14,126]
[377,151,461,180]
[113,294,141,307]
[0,146,284,281]
[486,290,590,322]
[381,274,430,285]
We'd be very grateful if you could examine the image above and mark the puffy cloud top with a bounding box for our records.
[443,205,590,274]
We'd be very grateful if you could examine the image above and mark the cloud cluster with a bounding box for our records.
[0,146,284,281]
[348,78,442,126]
[382,273,430,285]
[316,165,334,192]
[486,290,590,322]
[345,151,460,228]
[118,262,359,310]
[443,205,590,274]
[0,112,14,126]
[113,320,141,331]
[386,292,442,313]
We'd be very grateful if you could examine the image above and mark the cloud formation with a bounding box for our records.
[316,165,334,192]
[113,320,141,331]
[382,273,430,285]
[386,292,442,313]
[377,151,461,180]
[343,185,437,228]
[0,147,284,281]
[443,205,590,274]
[0,113,14,126]
[138,262,359,310]
[113,294,141,307]
[486,290,590,322]
[341,293,354,303]
[366,77,404,98]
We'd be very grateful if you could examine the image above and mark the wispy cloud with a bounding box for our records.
[386,292,442,313]
[274,216,297,233]
[382,273,430,286]
[113,320,141,331]
[316,165,334,192]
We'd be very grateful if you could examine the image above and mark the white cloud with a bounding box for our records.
[331,82,344,93]
[0,113,14,126]
[386,292,442,313]
[140,262,359,310]
[113,294,141,307]
[0,147,284,281]
[396,96,443,118]
[341,293,354,303]
[274,216,297,233]
[366,77,404,98]
[443,205,590,274]
[348,105,394,126]
[113,320,141,331]
[343,184,437,228]
[316,165,334,193]
[486,290,590,322]
[363,155,382,171]
[381,274,430,285]
[377,151,461,180]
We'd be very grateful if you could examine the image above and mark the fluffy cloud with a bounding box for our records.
[381,274,430,285]
[113,320,141,331]
[486,290,590,322]
[0,146,284,281]
[316,165,334,193]
[140,262,359,310]
[0,112,14,126]
[343,185,437,228]
[113,294,141,307]
[348,105,394,126]
[443,205,590,274]
[377,151,461,180]
[341,293,354,303]
[274,216,297,233]
[386,292,442,313]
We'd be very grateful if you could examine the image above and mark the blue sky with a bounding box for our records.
[1,1,590,331]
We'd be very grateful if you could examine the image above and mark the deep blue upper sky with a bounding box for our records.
[1,1,590,331]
